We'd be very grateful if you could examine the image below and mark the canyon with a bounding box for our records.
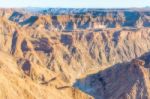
[0,8,150,99]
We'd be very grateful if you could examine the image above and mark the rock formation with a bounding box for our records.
[0,8,150,99]
[74,58,150,99]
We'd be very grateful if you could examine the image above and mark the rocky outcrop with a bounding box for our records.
[74,58,150,99]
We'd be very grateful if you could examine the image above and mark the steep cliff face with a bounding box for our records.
[0,8,150,99]
[74,58,150,99]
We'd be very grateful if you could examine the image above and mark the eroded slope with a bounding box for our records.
[0,8,150,99]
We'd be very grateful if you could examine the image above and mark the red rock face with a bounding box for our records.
[0,8,150,99]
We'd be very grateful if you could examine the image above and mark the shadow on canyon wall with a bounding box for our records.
[74,51,150,99]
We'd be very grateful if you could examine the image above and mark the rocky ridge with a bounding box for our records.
[74,57,150,99]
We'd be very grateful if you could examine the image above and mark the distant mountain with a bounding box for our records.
[25,7,48,12]
[40,8,89,15]
[38,8,150,15]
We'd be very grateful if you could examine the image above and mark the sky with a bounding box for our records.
[0,0,150,8]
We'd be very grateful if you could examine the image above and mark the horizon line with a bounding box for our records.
[0,6,149,9]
